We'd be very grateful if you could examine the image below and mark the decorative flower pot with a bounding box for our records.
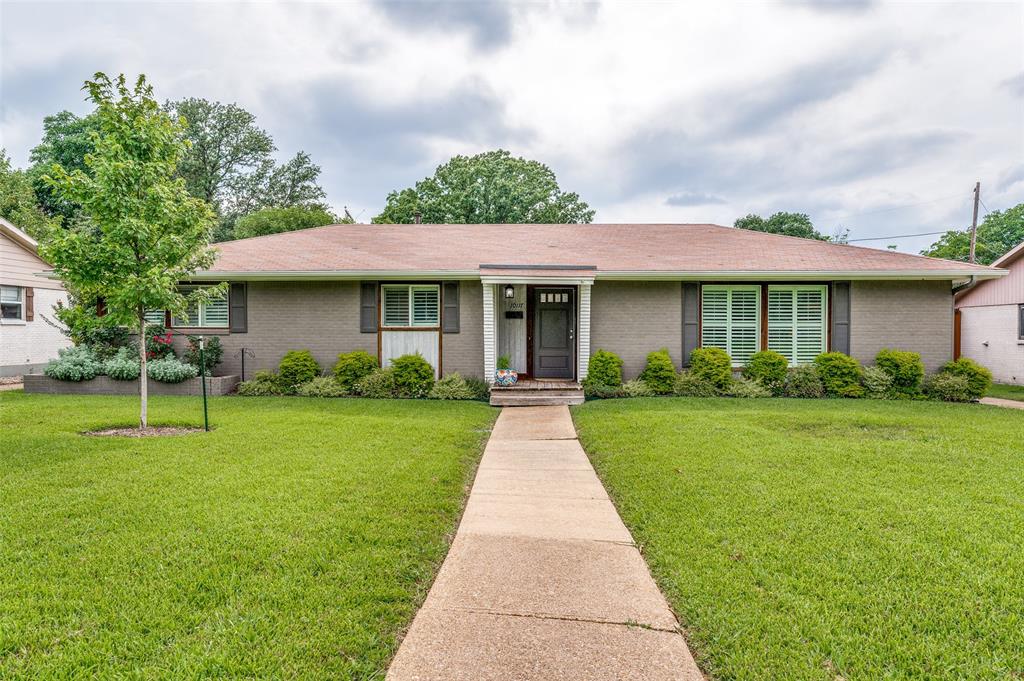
[494,369,518,386]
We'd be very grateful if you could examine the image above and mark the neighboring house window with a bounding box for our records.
[144,310,167,325]
[381,284,440,328]
[1019,304,1024,341]
[767,285,828,366]
[171,286,229,328]
[1,285,23,320]
[701,285,760,365]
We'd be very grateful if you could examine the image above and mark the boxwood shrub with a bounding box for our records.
[742,350,788,395]
[938,358,992,400]
[390,353,435,398]
[639,349,676,394]
[333,350,379,390]
[278,350,320,391]
[813,352,863,397]
[586,350,624,388]
[689,347,732,390]
[874,348,924,396]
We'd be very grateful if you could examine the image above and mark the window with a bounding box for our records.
[144,309,167,325]
[701,285,760,365]
[171,286,229,328]
[1019,304,1024,341]
[381,285,440,328]
[767,286,827,366]
[1,286,23,320]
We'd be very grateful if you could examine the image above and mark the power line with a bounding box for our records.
[847,230,950,243]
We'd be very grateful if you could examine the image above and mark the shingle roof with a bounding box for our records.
[203,223,1004,279]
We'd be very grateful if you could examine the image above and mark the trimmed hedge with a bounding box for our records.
[639,349,676,394]
[333,350,379,390]
[586,350,624,388]
[875,349,924,396]
[743,350,788,395]
[278,350,321,391]
[689,347,732,390]
[814,352,863,397]
[938,358,992,400]
[391,353,435,398]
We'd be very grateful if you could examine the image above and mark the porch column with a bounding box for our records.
[578,282,592,381]
[482,283,496,383]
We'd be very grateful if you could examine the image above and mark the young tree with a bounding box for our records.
[734,212,830,241]
[41,73,219,428]
[921,203,1024,264]
[0,150,60,241]
[373,149,594,224]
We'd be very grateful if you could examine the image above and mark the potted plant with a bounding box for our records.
[494,354,518,386]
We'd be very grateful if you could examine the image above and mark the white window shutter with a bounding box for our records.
[729,288,759,364]
[767,286,826,366]
[701,288,729,352]
[767,289,795,363]
[383,286,410,326]
[411,287,439,326]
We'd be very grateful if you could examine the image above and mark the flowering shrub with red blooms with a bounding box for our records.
[144,325,176,360]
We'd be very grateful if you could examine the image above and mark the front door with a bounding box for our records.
[533,287,575,379]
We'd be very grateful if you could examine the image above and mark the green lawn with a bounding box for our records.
[988,382,1024,402]
[573,398,1024,680]
[0,391,495,679]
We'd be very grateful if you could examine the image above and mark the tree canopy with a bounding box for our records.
[373,149,594,224]
[920,203,1024,265]
[734,212,831,241]
[27,110,101,222]
[41,73,219,428]
[0,150,60,241]
[234,205,351,240]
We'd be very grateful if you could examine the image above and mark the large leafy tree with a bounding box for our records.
[0,150,60,240]
[921,203,1024,265]
[373,149,594,224]
[234,205,351,240]
[27,110,101,221]
[734,212,830,241]
[42,73,219,428]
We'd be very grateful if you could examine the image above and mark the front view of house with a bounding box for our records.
[170,223,1006,383]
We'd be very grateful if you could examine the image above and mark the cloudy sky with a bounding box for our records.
[2,0,1022,252]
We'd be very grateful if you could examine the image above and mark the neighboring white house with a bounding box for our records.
[0,217,70,377]
[955,240,1024,385]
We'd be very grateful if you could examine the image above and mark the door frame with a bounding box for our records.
[526,285,577,380]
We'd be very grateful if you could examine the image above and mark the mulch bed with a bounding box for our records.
[84,426,203,438]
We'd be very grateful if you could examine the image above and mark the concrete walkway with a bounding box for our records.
[387,406,703,680]
[980,397,1024,410]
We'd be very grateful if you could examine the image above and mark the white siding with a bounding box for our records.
[381,330,440,378]
[482,284,496,383]
[0,287,71,375]
[0,231,63,290]
[578,283,591,380]
[959,305,1024,385]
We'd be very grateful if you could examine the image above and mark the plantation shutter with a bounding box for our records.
[25,287,33,321]
[382,286,409,326]
[202,292,229,327]
[701,286,760,365]
[831,282,850,354]
[229,283,247,333]
[144,309,166,325]
[681,282,699,365]
[360,282,378,333]
[411,286,439,326]
[442,281,460,333]
[767,286,827,365]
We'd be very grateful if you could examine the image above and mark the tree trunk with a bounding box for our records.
[139,313,148,428]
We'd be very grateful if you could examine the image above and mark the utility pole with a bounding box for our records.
[969,181,980,263]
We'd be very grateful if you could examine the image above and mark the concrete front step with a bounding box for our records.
[490,392,585,407]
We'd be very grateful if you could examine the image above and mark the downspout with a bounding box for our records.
[952,276,976,295]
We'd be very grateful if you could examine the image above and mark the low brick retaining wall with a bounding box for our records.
[24,374,240,396]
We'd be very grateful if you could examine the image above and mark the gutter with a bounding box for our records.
[952,276,977,296]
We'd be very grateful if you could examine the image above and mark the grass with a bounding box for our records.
[572,398,1024,680]
[988,382,1024,402]
[0,391,496,679]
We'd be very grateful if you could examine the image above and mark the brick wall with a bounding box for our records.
[959,304,1023,384]
[0,287,71,376]
[590,281,682,380]
[442,281,484,379]
[850,280,954,372]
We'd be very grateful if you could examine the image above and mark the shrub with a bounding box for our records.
[639,348,676,394]
[278,350,320,391]
[689,347,733,390]
[584,382,623,399]
[44,345,102,382]
[84,325,134,360]
[463,377,491,401]
[924,373,973,402]
[743,350,788,395]
[939,358,992,400]
[783,365,825,398]
[839,384,865,398]
[296,376,347,397]
[586,350,623,388]
[814,352,863,397]
[145,325,176,360]
[622,379,654,397]
[874,349,924,396]
[333,350,379,390]
[183,336,224,375]
[237,370,286,396]
[391,353,435,398]
[147,356,198,383]
[354,368,397,398]
[861,365,894,399]
[673,370,719,397]
[104,346,141,381]
[725,376,772,398]
[429,373,477,400]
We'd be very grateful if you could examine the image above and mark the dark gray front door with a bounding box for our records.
[533,288,575,379]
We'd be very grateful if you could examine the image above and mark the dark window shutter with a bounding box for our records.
[442,281,460,334]
[681,282,700,365]
[229,283,247,333]
[25,287,34,321]
[96,297,107,317]
[831,282,851,354]
[360,282,378,333]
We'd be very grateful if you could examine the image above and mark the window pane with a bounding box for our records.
[172,301,199,327]
[144,310,165,325]
[411,287,439,326]
[382,286,410,326]
[1,286,21,302]
[201,294,229,327]
[1,302,22,319]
